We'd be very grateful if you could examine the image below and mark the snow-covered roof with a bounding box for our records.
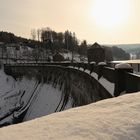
[89,42,104,49]
[98,62,107,66]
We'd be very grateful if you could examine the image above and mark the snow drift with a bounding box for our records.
[0,92,140,140]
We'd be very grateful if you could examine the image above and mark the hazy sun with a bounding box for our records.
[92,0,130,29]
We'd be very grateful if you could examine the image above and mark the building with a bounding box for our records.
[87,42,105,64]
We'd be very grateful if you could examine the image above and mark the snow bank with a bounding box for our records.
[23,84,71,121]
[0,92,140,140]
[0,69,21,123]
[0,68,72,126]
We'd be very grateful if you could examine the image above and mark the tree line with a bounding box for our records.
[0,29,88,56]
[31,27,88,55]
[0,30,130,60]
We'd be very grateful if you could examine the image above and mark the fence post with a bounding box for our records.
[114,63,133,97]
[97,62,107,79]
[89,62,96,74]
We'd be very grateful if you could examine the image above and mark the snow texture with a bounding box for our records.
[0,92,140,140]
[83,69,114,96]
[23,84,71,121]
[115,63,132,69]
[98,62,107,65]
[0,68,72,126]
[99,77,114,96]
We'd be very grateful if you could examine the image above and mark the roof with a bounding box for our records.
[89,42,104,49]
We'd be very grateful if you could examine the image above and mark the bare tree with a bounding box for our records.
[31,29,36,40]
[37,29,41,41]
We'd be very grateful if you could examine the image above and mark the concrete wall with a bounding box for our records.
[4,65,112,109]
[3,62,140,127]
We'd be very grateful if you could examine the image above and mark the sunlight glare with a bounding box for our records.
[91,0,130,29]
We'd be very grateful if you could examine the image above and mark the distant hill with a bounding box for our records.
[116,44,140,52]
[0,31,41,48]
[102,43,140,51]
[103,44,140,54]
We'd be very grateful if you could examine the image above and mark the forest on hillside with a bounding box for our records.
[0,29,130,60]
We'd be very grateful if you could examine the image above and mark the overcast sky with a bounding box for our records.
[0,0,140,44]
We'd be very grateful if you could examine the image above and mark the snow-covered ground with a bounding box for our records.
[0,63,114,127]
[0,92,140,140]
[0,68,72,126]
[1,64,140,139]
[23,84,72,121]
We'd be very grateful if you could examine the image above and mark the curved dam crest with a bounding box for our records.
[0,65,112,127]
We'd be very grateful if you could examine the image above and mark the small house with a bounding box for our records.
[87,42,105,64]
[53,52,64,62]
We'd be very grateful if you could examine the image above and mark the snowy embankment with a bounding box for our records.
[1,64,112,126]
[0,68,71,126]
[0,92,140,140]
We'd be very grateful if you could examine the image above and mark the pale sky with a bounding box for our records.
[0,0,140,44]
